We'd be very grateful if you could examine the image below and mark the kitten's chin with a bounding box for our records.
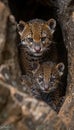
[33,52,43,56]
[41,86,58,93]
[29,50,43,57]
[41,88,50,93]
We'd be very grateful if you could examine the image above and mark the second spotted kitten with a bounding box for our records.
[32,62,65,111]
[34,62,65,93]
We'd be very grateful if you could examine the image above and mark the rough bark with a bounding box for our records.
[0,0,74,130]
[57,0,74,129]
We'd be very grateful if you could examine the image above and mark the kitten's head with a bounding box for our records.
[35,63,65,93]
[17,19,56,56]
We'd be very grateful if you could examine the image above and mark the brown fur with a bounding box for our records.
[17,19,58,75]
[33,62,65,111]
[34,62,65,93]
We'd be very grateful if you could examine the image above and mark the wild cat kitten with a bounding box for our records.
[34,62,65,93]
[32,62,65,111]
[17,18,58,75]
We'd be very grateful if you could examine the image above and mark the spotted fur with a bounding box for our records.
[32,62,65,111]
[17,19,57,75]
[34,62,65,93]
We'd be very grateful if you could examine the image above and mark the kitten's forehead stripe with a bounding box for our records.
[31,23,41,42]
[43,64,51,83]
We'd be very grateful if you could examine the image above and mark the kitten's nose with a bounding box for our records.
[44,84,49,91]
[34,45,41,52]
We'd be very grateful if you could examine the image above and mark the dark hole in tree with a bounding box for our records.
[68,0,74,7]
[8,0,68,112]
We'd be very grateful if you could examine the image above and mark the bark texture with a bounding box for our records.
[0,0,74,129]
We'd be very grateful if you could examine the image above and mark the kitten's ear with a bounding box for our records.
[47,18,56,34]
[17,21,26,36]
[56,63,65,76]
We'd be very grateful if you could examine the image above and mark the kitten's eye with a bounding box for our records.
[38,76,43,83]
[41,37,46,42]
[27,38,33,42]
[21,40,25,45]
[50,75,56,82]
